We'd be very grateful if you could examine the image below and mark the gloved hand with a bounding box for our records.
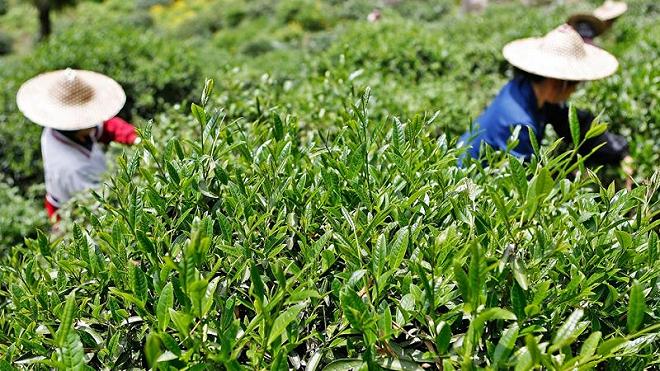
[621,155,634,191]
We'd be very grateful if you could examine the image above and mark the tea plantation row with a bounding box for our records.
[0,0,658,369]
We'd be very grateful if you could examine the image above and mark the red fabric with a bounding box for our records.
[45,198,61,223]
[98,117,138,145]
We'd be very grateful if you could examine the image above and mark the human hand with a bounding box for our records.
[621,155,634,191]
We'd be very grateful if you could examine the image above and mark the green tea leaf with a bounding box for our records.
[442,359,455,371]
[464,308,516,361]
[585,122,607,140]
[161,332,182,356]
[392,117,405,153]
[166,161,180,185]
[468,241,481,309]
[510,281,527,319]
[131,264,148,303]
[250,264,266,310]
[341,288,369,331]
[512,257,528,291]
[157,282,174,331]
[189,279,209,317]
[306,351,323,371]
[191,103,207,126]
[267,301,307,346]
[453,262,470,306]
[514,346,533,371]
[136,230,157,263]
[145,332,162,369]
[323,359,365,371]
[389,227,409,270]
[579,331,601,359]
[527,126,540,156]
[58,332,85,370]
[435,321,451,354]
[525,168,554,219]
[273,113,284,141]
[373,234,387,277]
[509,156,528,194]
[201,78,214,107]
[649,231,657,267]
[56,291,76,347]
[525,334,541,366]
[169,309,192,337]
[597,337,628,356]
[492,324,519,368]
[569,103,580,147]
[36,230,50,257]
[202,276,220,317]
[550,309,583,351]
[627,281,645,333]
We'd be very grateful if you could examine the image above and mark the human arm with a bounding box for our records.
[621,154,634,191]
[97,117,140,145]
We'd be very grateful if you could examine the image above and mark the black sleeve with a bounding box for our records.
[545,104,629,165]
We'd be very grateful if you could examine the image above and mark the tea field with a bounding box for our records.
[0,0,658,369]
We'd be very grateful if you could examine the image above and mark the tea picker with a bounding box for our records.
[593,0,628,28]
[458,25,634,187]
[567,1,628,43]
[16,68,140,223]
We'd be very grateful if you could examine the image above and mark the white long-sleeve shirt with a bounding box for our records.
[41,127,107,208]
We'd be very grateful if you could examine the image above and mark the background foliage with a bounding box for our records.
[0,0,658,369]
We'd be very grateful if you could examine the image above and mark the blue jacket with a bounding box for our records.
[459,77,628,165]
[459,77,544,162]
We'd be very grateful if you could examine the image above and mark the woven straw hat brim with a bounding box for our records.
[567,13,607,36]
[503,37,618,81]
[17,70,126,130]
[593,1,627,20]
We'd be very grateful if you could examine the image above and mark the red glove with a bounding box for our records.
[45,197,61,223]
[98,117,139,145]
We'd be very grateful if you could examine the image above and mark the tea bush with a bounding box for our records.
[0,84,658,369]
[0,0,658,368]
[0,176,46,249]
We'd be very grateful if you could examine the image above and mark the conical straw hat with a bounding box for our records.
[502,24,618,81]
[17,68,126,130]
[593,1,628,21]
[567,13,607,38]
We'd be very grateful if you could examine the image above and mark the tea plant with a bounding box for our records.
[0,82,657,369]
[1,0,657,245]
[0,0,658,368]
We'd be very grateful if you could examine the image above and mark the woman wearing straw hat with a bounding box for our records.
[459,25,633,185]
[593,1,627,28]
[567,1,627,43]
[17,68,140,222]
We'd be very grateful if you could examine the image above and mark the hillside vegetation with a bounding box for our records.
[0,0,658,369]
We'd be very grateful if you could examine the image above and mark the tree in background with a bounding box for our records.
[28,0,78,41]
[0,0,10,55]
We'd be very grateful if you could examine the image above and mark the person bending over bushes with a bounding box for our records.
[16,68,140,223]
[459,25,634,187]
[567,1,628,44]
[593,0,628,29]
